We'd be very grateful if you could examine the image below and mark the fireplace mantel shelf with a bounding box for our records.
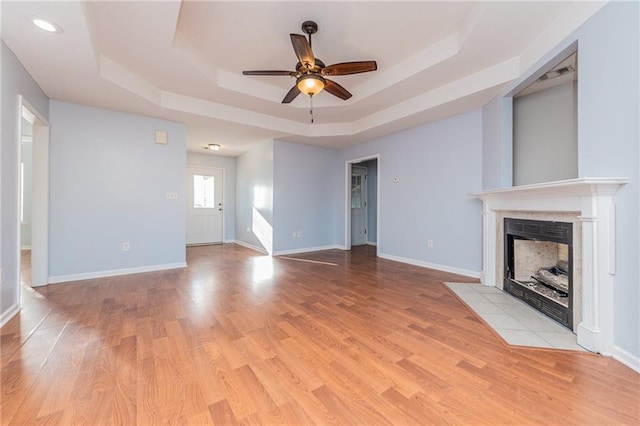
[471,177,630,200]
[472,177,629,355]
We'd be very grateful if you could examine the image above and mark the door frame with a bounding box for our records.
[18,96,50,289]
[350,165,368,246]
[186,165,225,245]
[344,154,380,252]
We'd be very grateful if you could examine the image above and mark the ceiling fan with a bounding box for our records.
[242,21,377,104]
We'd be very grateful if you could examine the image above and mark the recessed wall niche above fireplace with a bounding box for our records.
[504,218,573,329]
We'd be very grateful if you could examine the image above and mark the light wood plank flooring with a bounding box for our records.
[2,244,639,424]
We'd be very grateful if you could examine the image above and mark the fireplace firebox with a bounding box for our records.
[504,218,573,329]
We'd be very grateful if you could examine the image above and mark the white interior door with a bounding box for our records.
[186,167,223,245]
[351,166,368,246]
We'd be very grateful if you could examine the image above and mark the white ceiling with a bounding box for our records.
[1,1,606,156]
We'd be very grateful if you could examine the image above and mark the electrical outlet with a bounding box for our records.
[427,239,434,248]
[122,241,130,251]
[296,231,302,237]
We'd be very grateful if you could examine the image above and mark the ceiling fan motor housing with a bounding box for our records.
[301,21,318,35]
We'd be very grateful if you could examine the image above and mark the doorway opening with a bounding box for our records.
[20,108,34,285]
[17,97,50,291]
[345,155,379,253]
[186,166,224,245]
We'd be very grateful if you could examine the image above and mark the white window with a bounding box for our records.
[193,175,215,208]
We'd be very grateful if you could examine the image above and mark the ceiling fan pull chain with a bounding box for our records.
[310,95,314,124]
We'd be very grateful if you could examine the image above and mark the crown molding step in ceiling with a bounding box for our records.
[0,1,607,155]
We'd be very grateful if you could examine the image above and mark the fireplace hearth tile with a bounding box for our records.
[446,282,586,352]
[473,284,505,294]
[451,292,488,303]
[500,308,569,333]
[495,329,550,347]
[536,331,585,351]
[482,292,518,304]
[466,301,506,315]
[481,313,529,331]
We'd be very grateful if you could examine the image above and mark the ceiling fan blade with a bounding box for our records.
[290,34,315,69]
[322,61,378,76]
[324,79,352,100]
[242,70,296,76]
[282,85,301,103]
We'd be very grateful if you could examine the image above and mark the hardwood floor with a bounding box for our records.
[2,244,638,424]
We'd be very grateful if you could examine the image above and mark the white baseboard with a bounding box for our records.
[273,245,341,256]
[48,262,187,284]
[223,239,235,244]
[377,252,481,279]
[232,240,269,254]
[613,345,640,373]
[367,242,377,246]
[20,246,32,250]
[0,302,20,328]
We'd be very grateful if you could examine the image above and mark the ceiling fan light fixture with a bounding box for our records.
[206,143,221,151]
[297,74,325,96]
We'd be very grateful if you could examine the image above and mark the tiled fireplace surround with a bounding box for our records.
[473,178,628,355]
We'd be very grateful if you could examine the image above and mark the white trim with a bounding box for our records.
[367,242,377,246]
[186,165,225,244]
[48,262,187,284]
[0,303,20,327]
[345,154,381,253]
[15,99,24,303]
[273,245,341,256]
[613,345,640,374]
[351,165,368,247]
[20,246,32,250]
[223,239,235,244]
[233,240,268,255]
[344,161,352,249]
[20,98,50,289]
[378,252,481,279]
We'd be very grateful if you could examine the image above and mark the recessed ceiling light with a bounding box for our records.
[28,16,62,33]
[205,143,221,151]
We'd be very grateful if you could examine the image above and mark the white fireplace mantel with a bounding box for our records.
[472,177,629,354]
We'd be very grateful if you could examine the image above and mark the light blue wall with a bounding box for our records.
[272,140,339,254]
[481,2,639,358]
[1,41,49,322]
[576,2,639,359]
[481,96,512,190]
[338,110,484,275]
[235,140,274,253]
[187,152,236,242]
[49,101,186,278]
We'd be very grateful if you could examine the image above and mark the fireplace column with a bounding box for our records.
[480,207,497,287]
[577,195,616,354]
